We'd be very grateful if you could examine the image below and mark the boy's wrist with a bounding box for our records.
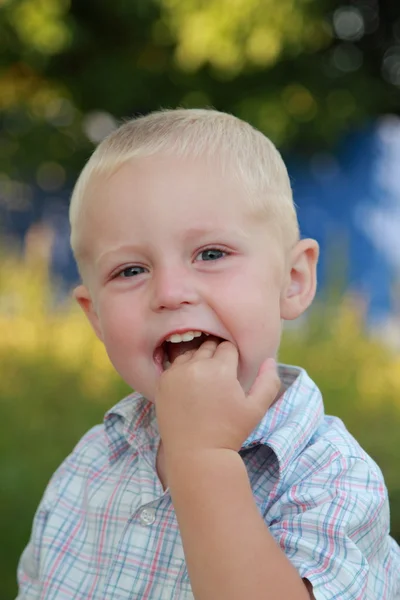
[164,447,245,489]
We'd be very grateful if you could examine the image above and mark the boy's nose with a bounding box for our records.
[149,266,200,312]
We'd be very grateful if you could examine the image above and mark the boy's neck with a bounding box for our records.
[156,442,168,491]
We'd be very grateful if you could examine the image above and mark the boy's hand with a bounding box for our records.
[154,339,281,457]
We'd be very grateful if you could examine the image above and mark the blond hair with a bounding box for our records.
[69,108,299,259]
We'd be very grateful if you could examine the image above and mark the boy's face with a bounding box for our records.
[75,155,317,401]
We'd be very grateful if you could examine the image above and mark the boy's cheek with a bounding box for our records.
[103,342,155,396]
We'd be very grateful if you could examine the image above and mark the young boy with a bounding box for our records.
[17,109,399,600]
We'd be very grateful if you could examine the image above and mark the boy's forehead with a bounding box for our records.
[103,153,235,194]
[80,155,261,232]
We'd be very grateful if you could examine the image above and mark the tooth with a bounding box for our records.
[165,330,206,343]
[168,334,182,343]
[182,332,195,341]
[163,360,171,370]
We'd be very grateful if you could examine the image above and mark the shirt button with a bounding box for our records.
[139,507,156,526]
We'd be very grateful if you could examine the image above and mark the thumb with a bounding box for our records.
[247,358,281,411]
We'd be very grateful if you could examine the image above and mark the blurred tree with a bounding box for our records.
[1,0,400,183]
[159,0,328,73]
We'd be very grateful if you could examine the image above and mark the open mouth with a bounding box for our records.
[154,331,225,372]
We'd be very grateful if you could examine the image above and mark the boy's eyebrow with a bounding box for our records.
[182,226,250,241]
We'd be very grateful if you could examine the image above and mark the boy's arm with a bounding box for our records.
[167,448,314,600]
[16,425,102,599]
[16,463,64,600]
[17,540,43,600]
[156,341,313,600]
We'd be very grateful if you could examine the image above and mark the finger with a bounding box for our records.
[246,358,281,412]
[213,340,239,369]
[172,349,196,366]
[192,338,219,360]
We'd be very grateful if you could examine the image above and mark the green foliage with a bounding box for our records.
[159,0,328,73]
[0,249,399,598]
[8,0,72,55]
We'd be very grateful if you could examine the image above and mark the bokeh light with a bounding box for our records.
[282,84,317,122]
[0,176,33,211]
[82,111,118,144]
[331,43,363,72]
[36,162,66,192]
[333,6,365,41]
[44,98,75,127]
[382,46,400,87]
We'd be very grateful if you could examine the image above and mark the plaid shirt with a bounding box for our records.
[17,365,400,600]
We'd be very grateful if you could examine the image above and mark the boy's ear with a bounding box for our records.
[73,284,104,341]
[280,238,319,321]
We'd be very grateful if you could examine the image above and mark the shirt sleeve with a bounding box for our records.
[15,424,106,600]
[266,452,398,600]
[16,461,67,600]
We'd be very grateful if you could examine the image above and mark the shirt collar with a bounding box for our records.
[241,364,325,474]
[104,392,158,464]
[104,364,325,473]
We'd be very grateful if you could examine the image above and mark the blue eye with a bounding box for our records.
[197,248,226,261]
[119,266,146,278]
